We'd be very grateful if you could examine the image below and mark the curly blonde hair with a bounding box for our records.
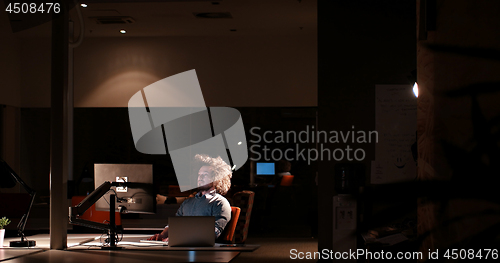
[194,154,232,195]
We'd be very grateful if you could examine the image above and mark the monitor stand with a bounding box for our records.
[101,194,123,250]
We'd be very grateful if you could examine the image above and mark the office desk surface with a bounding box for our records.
[2,234,259,263]
[3,234,258,251]
[2,234,98,249]
[0,249,240,263]
[73,234,259,251]
[0,248,44,261]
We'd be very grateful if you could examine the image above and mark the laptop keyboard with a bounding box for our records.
[139,240,169,246]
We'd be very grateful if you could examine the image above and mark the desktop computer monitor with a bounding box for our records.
[94,163,155,214]
[256,162,275,175]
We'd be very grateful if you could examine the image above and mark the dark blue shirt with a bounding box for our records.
[175,189,231,238]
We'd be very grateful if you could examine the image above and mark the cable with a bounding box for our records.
[99,232,107,245]
[85,244,103,250]
[102,189,120,205]
[117,229,123,242]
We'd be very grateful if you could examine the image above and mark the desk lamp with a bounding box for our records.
[0,158,36,247]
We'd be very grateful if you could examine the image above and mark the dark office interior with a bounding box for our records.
[1,0,500,262]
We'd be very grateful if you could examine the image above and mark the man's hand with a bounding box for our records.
[148,226,169,241]
[147,233,168,242]
[156,194,167,204]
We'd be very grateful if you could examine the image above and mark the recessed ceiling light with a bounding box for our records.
[80,3,88,8]
[120,29,126,34]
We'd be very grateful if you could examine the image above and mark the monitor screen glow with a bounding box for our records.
[256,162,275,175]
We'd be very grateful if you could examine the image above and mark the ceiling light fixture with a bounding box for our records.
[80,3,88,8]
[120,29,126,34]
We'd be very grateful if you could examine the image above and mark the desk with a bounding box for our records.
[0,249,240,263]
[70,234,259,251]
[1,234,259,263]
[2,234,97,248]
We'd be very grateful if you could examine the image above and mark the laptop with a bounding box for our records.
[168,216,215,247]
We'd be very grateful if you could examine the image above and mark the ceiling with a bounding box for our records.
[8,0,317,38]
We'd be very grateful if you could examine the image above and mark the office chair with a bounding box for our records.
[280,175,294,186]
[230,191,255,243]
[219,206,240,243]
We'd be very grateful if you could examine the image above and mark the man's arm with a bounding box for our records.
[148,226,169,241]
[213,197,231,238]
[156,194,167,204]
[175,202,184,216]
[148,198,188,241]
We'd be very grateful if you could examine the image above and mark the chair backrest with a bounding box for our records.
[230,190,255,243]
[71,196,122,226]
[220,206,240,243]
[280,175,294,186]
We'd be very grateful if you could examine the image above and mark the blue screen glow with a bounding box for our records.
[256,162,275,175]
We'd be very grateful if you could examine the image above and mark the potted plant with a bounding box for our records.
[0,217,11,247]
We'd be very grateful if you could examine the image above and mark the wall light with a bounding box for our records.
[80,3,88,8]
[120,29,126,34]
[413,82,418,98]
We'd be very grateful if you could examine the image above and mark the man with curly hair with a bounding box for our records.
[148,154,232,241]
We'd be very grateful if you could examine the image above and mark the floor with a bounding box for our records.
[231,237,318,263]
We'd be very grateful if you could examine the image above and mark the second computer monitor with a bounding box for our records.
[94,163,155,214]
[256,162,275,175]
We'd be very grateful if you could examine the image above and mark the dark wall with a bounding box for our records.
[318,0,416,254]
[20,108,50,200]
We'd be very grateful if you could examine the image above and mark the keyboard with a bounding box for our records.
[139,240,169,246]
